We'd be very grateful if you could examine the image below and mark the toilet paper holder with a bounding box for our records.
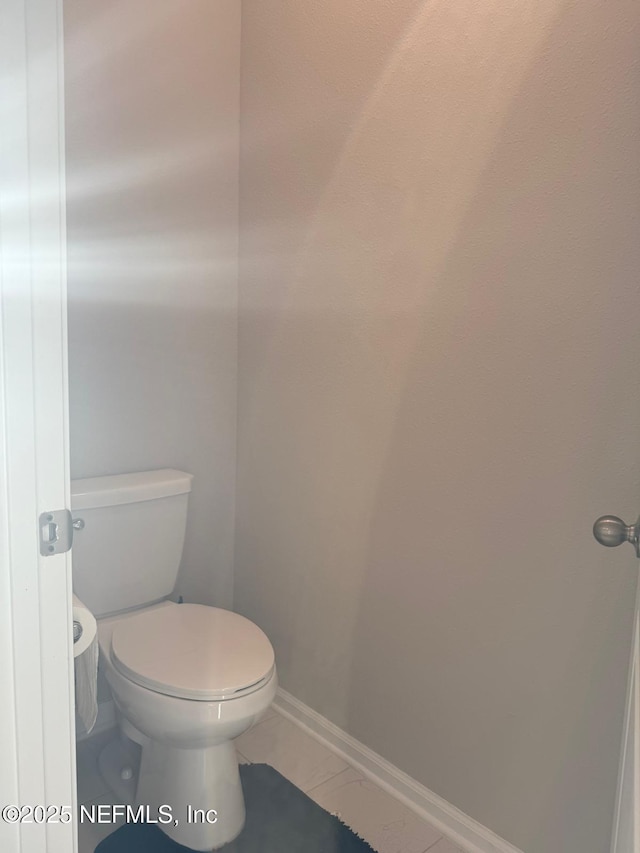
[72,593,97,659]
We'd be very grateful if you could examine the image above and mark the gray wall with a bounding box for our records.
[64,0,240,607]
[236,2,640,851]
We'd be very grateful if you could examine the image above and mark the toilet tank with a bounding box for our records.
[71,469,193,618]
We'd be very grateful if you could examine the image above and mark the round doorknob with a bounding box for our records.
[593,515,640,556]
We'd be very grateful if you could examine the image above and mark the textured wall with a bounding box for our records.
[236,1,640,851]
[64,0,240,607]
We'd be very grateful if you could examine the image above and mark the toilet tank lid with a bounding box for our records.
[71,469,193,510]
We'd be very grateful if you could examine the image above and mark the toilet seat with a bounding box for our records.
[110,603,275,701]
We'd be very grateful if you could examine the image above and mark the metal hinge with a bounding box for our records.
[39,509,73,556]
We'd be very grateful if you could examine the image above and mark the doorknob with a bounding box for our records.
[593,515,640,557]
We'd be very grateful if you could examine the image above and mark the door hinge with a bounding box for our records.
[39,509,73,556]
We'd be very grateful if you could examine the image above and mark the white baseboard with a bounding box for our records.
[273,687,524,853]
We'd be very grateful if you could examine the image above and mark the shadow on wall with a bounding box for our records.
[236,1,640,852]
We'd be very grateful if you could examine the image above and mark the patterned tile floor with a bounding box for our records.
[76,707,465,853]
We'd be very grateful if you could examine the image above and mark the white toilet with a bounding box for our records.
[71,469,277,851]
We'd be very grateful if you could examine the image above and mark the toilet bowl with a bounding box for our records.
[71,470,277,851]
[98,602,276,850]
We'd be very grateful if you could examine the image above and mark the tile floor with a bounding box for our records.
[76,707,465,853]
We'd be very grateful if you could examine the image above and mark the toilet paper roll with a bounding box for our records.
[73,595,98,734]
[72,595,97,658]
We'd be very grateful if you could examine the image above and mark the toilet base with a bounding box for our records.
[97,733,140,805]
[136,737,245,851]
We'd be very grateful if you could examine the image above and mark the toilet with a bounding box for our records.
[71,469,277,851]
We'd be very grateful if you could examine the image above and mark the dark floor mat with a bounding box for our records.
[94,763,377,852]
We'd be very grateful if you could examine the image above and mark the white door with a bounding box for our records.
[0,0,77,852]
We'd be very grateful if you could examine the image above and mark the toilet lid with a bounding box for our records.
[110,604,275,701]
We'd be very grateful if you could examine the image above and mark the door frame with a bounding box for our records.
[611,573,640,853]
[0,0,76,850]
